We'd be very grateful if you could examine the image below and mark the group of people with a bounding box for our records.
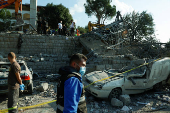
[37,18,76,36]
[58,20,75,36]
[7,52,87,113]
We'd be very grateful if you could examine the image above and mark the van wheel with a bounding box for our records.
[28,83,33,94]
[108,88,122,101]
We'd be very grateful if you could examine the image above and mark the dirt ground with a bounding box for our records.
[1,79,170,113]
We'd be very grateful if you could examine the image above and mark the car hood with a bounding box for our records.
[0,72,8,78]
[85,71,123,85]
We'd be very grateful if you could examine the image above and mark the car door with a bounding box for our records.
[123,68,149,94]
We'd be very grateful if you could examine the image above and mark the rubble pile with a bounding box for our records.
[17,77,57,108]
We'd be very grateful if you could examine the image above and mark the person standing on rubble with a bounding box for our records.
[58,21,63,35]
[37,17,42,34]
[57,53,87,113]
[42,19,47,34]
[62,24,67,36]
[70,20,75,36]
[7,52,24,113]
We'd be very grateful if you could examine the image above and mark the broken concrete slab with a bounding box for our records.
[119,95,131,105]
[111,98,123,107]
[37,82,48,92]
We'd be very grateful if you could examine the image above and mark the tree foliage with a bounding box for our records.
[38,3,73,29]
[0,8,11,31]
[77,26,88,34]
[123,11,156,42]
[84,0,116,24]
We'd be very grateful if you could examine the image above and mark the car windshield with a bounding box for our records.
[19,63,26,70]
[0,64,10,72]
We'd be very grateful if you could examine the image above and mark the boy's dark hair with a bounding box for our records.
[69,53,87,65]
[8,52,16,59]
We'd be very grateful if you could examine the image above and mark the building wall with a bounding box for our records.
[0,33,79,73]
[7,9,30,25]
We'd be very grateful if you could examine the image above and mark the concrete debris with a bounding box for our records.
[124,54,134,60]
[111,98,123,107]
[121,106,130,112]
[94,102,100,108]
[37,82,48,92]
[119,95,131,105]
[40,58,45,62]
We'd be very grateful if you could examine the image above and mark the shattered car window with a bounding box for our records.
[19,63,26,71]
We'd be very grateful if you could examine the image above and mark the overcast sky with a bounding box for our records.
[23,0,170,43]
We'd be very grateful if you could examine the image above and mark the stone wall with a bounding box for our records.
[0,33,80,73]
[0,33,77,55]
[0,33,143,74]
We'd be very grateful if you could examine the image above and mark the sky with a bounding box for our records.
[23,0,170,43]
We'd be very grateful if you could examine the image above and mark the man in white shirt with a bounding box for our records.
[58,21,62,35]
[70,20,75,36]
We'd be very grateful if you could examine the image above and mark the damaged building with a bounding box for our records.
[0,10,170,113]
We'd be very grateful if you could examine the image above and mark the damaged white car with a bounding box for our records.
[0,60,33,94]
[83,57,170,100]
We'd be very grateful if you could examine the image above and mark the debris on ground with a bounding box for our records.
[111,98,123,107]
[119,95,131,105]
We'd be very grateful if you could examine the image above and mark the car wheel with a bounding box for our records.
[108,88,122,101]
[28,83,33,94]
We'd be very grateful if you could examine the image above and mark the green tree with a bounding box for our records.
[0,8,11,31]
[77,26,88,34]
[39,3,73,29]
[84,0,116,24]
[123,11,155,42]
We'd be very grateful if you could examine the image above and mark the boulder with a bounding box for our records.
[119,95,131,105]
[111,98,123,107]
[37,83,48,92]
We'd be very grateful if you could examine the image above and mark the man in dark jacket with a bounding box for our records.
[57,53,87,113]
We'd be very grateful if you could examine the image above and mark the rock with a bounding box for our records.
[25,96,29,100]
[111,98,123,107]
[37,83,48,92]
[121,106,130,112]
[119,95,131,105]
[40,58,45,62]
